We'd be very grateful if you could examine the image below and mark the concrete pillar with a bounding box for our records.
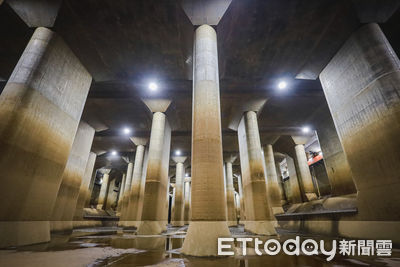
[320,23,400,241]
[237,174,245,223]
[274,158,287,205]
[237,111,276,235]
[85,169,98,208]
[73,152,97,228]
[137,112,171,235]
[106,178,119,210]
[234,191,240,222]
[183,177,191,225]
[0,27,92,247]
[225,159,237,226]
[50,121,95,232]
[293,141,318,201]
[136,147,149,226]
[263,145,284,214]
[181,24,231,256]
[117,173,126,213]
[97,170,111,209]
[125,138,148,228]
[171,156,187,226]
[285,155,303,204]
[119,161,134,224]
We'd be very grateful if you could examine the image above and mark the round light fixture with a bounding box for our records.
[175,150,181,156]
[278,81,287,89]
[302,126,311,133]
[111,150,117,156]
[149,82,158,91]
[123,127,131,135]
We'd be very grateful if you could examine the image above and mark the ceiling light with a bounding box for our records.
[175,150,181,156]
[123,127,131,135]
[302,126,311,133]
[149,82,158,91]
[278,81,287,89]
[185,173,189,177]
[111,150,117,156]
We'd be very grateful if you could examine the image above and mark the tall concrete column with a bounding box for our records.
[74,152,97,228]
[97,170,111,209]
[183,177,191,225]
[0,27,92,247]
[238,111,276,235]
[171,157,187,226]
[181,24,231,256]
[125,138,148,228]
[234,191,240,222]
[291,136,318,201]
[117,173,126,213]
[285,155,303,204]
[225,158,237,226]
[50,121,95,232]
[237,174,245,223]
[273,155,287,205]
[119,161,134,224]
[320,23,400,241]
[105,178,118,210]
[137,111,171,234]
[85,169,98,208]
[263,145,284,214]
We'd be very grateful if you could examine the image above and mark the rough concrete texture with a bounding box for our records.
[237,111,276,235]
[137,112,171,235]
[312,104,356,196]
[274,157,288,205]
[293,143,318,201]
[171,157,187,226]
[183,178,191,224]
[319,23,400,240]
[124,144,146,228]
[96,171,110,209]
[118,162,133,225]
[0,27,91,247]
[116,173,126,213]
[182,25,230,256]
[225,161,237,226]
[263,145,284,214]
[285,155,303,203]
[73,152,97,226]
[51,121,95,232]
[237,175,246,223]
[105,178,118,210]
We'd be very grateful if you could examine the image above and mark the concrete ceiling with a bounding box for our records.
[1,0,400,172]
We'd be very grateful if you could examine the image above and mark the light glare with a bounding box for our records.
[302,126,311,133]
[175,150,181,156]
[111,150,117,156]
[278,81,287,89]
[149,82,158,91]
[123,127,131,135]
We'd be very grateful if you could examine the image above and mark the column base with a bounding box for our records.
[272,207,285,215]
[171,221,185,227]
[50,221,73,233]
[227,220,238,227]
[305,193,318,201]
[244,221,277,235]
[96,204,104,209]
[136,221,167,235]
[181,221,231,256]
[0,221,50,248]
[122,221,139,230]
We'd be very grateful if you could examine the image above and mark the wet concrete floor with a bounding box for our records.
[0,225,399,266]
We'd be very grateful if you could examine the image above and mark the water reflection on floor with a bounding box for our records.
[2,226,400,267]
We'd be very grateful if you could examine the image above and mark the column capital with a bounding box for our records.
[184,177,191,183]
[224,154,237,164]
[291,134,312,145]
[99,168,111,175]
[172,156,187,164]
[142,98,172,113]
[130,137,148,146]
[261,135,280,146]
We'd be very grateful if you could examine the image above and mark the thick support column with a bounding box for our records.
[234,191,240,222]
[181,24,231,256]
[137,112,171,235]
[118,161,134,225]
[171,157,187,226]
[238,111,276,235]
[85,169,98,208]
[237,174,245,223]
[105,178,118,210]
[273,157,287,205]
[263,145,284,214]
[73,152,97,228]
[285,155,303,204]
[0,27,92,247]
[293,144,317,201]
[225,160,237,226]
[96,170,111,210]
[125,139,147,228]
[117,173,126,213]
[183,178,191,225]
[51,121,95,232]
[320,23,400,241]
